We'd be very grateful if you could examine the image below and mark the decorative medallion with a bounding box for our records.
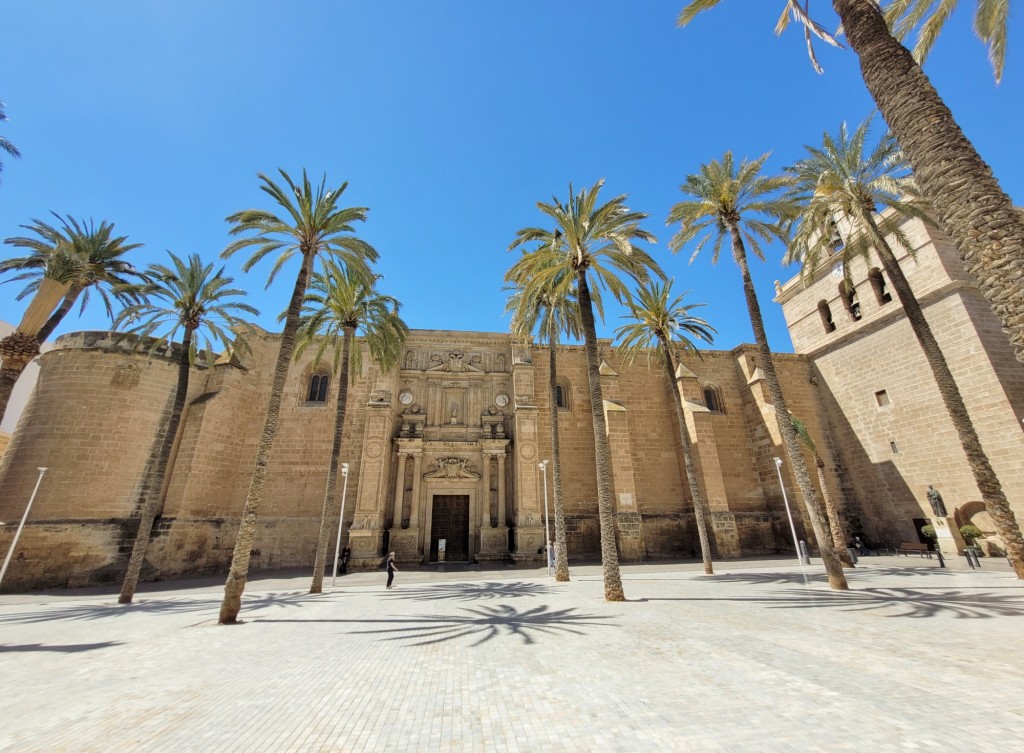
[494,393,509,407]
[399,391,414,405]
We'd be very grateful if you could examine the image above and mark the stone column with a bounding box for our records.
[497,453,507,527]
[481,452,492,526]
[392,452,408,528]
[409,452,422,528]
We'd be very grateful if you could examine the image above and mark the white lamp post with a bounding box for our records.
[331,463,351,587]
[538,460,552,576]
[0,467,48,588]
[772,457,804,567]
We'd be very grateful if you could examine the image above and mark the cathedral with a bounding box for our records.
[0,214,1021,590]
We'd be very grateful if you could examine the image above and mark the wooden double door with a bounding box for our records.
[430,494,470,562]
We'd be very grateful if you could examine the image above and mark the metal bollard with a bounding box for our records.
[798,540,811,566]
[964,549,981,569]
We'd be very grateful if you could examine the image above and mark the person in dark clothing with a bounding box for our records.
[339,546,351,575]
[386,551,398,589]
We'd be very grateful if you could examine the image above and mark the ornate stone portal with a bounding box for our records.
[349,342,515,566]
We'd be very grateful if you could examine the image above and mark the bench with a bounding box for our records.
[897,542,933,557]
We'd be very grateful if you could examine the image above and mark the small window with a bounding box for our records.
[839,281,862,321]
[702,387,724,413]
[875,390,890,407]
[827,217,844,252]
[307,373,330,403]
[818,300,836,333]
[890,440,899,454]
[868,268,893,305]
[555,381,571,410]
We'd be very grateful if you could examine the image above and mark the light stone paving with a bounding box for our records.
[1,556,1022,752]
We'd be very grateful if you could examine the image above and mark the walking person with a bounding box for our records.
[386,551,398,589]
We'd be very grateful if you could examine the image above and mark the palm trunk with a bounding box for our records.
[815,456,853,567]
[576,270,625,601]
[118,326,195,604]
[661,339,713,574]
[0,287,82,426]
[310,325,354,594]
[36,288,81,343]
[861,211,1024,578]
[729,225,848,590]
[547,335,570,582]
[220,254,312,623]
[834,0,1024,365]
[0,333,41,427]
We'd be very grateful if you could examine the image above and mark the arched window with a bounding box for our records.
[818,300,836,333]
[868,267,893,305]
[827,216,844,252]
[702,386,724,413]
[839,281,862,321]
[307,373,330,403]
[555,381,571,410]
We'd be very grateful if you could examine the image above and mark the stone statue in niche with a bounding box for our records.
[404,351,417,369]
[450,401,459,424]
[495,353,507,372]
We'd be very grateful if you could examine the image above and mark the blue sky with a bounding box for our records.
[1,2,1021,353]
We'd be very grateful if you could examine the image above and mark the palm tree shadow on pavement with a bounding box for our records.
[381,581,551,602]
[0,589,337,625]
[0,641,124,653]
[648,587,1024,619]
[259,603,613,647]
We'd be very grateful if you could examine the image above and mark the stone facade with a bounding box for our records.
[776,212,1024,553]
[1,215,1021,589]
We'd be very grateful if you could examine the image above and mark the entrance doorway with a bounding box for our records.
[431,494,470,562]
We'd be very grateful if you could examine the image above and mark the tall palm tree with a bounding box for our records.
[217,169,377,624]
[667,151,849,590]
[504,264,583,582]
[678,1,1024,368]
[0,99,20,183]
[115,253,258,604]
[0,214,143,425]
[790,415,853,567]
[296,259,407,595]
[784,120,1024,578]
[615,280,718,574]
[508,180,664,602]
[615,280,717,574]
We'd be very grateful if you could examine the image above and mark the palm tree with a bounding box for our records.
[508,180,664,601]
[885,0,1009,82]
[0,214,143,425]
[615,280,717,574]
[297,259,407,595]
[504,264,583,582]
[0,99,20,183]
[678,1,1024,368]
[667,151,849,590]
[115,253,258,603]
[790,415,852,567]
[217,169,377,624]
[784,120,1024,579]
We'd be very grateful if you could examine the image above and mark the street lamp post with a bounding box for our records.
[772,457,805,567]
[0,467,48,588]
[539,460,552,576]
[331,463,351,587]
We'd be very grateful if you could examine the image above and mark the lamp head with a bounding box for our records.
[773,457,782,468]
[341,463,350,475]
[538,460,548,470]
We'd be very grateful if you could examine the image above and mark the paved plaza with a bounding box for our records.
[1,555,1022,752]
